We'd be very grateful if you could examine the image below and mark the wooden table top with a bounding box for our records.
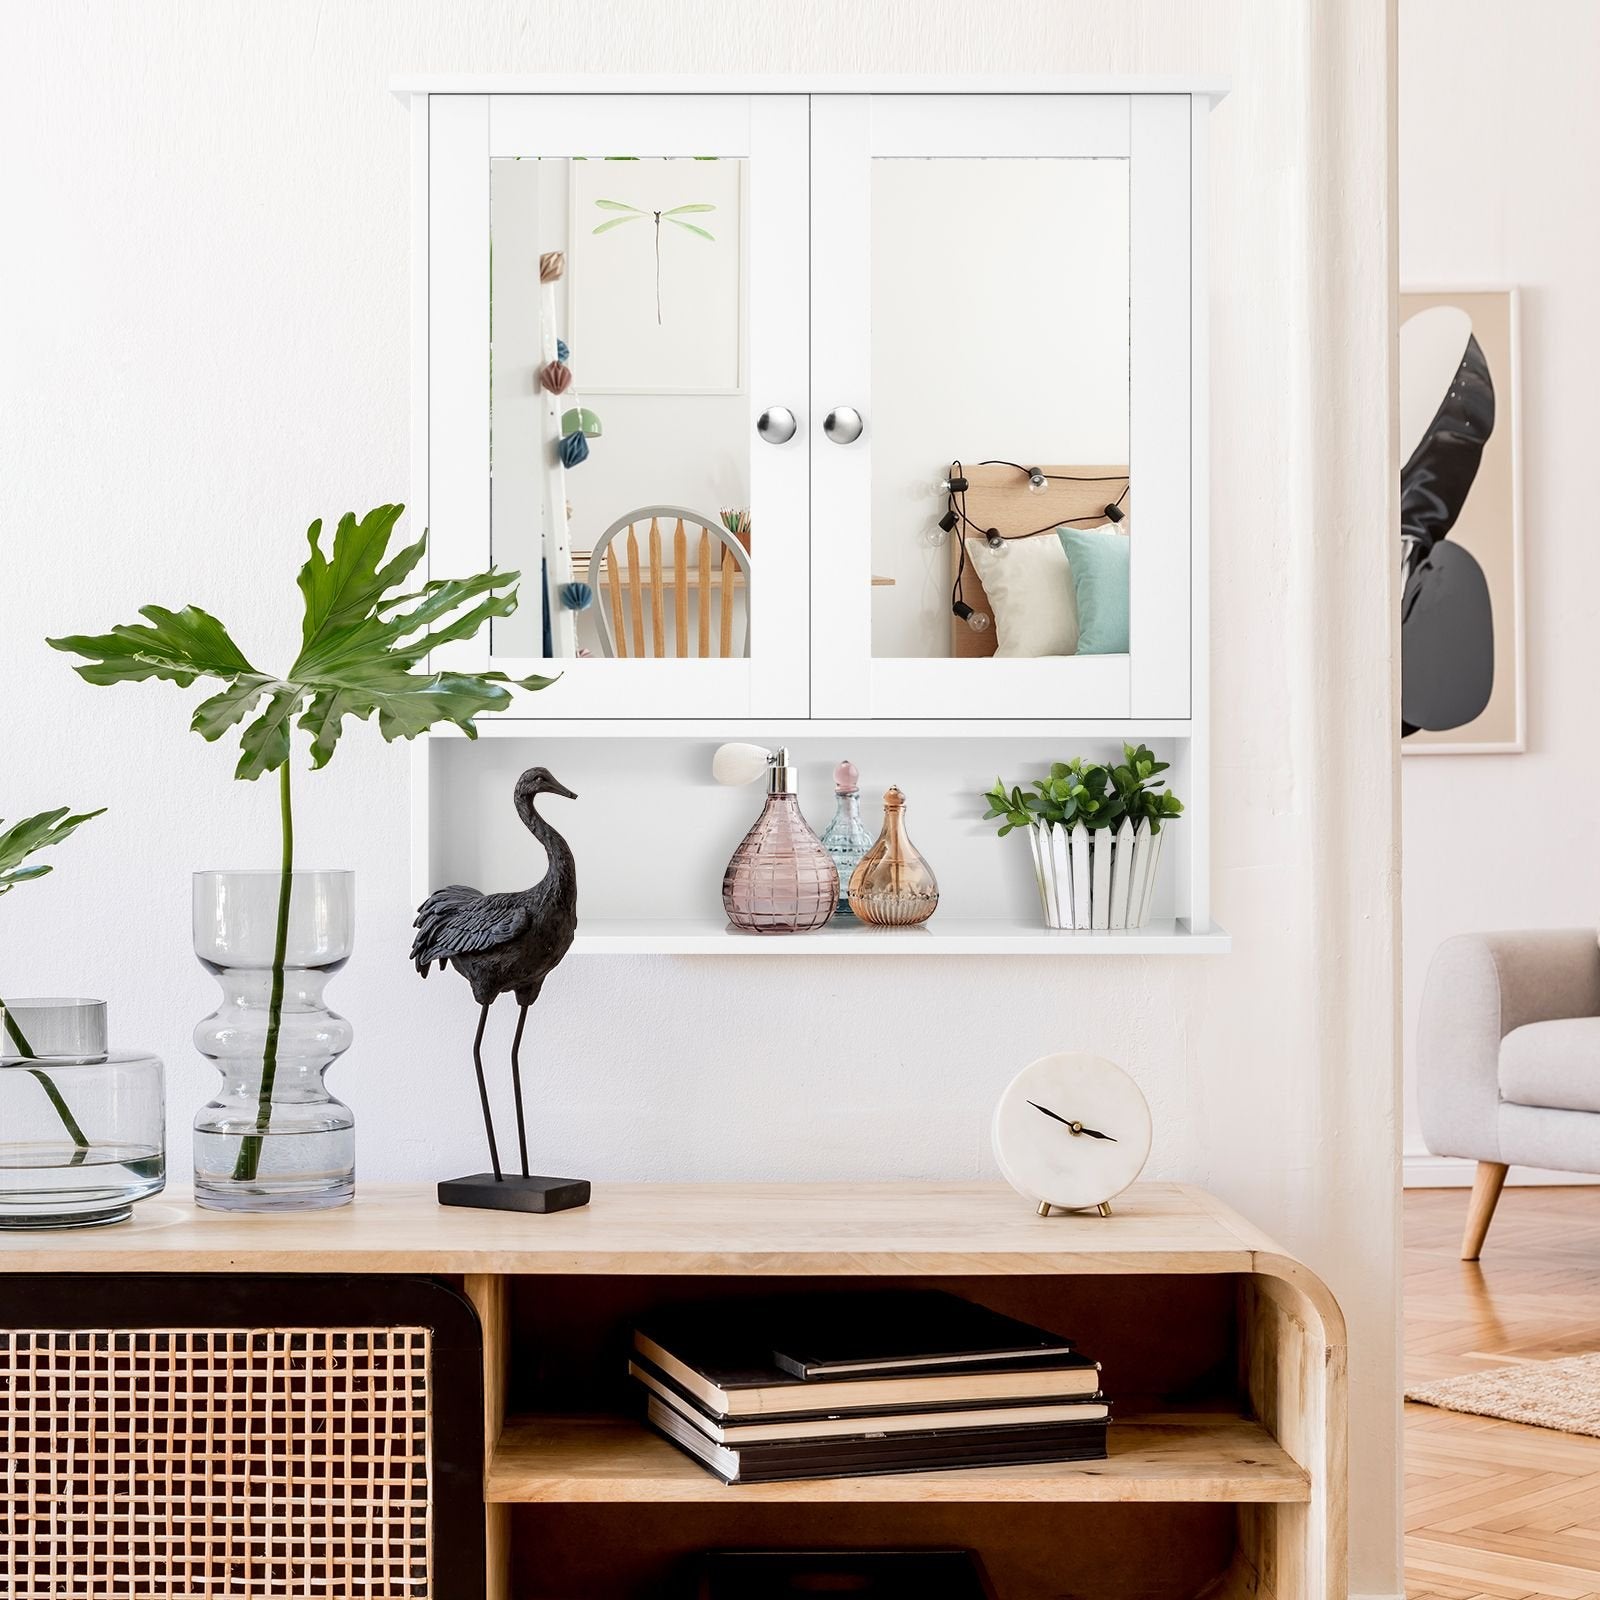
[0,1180,1315,1283]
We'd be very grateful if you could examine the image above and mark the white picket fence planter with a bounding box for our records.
[1028,818,1170,931]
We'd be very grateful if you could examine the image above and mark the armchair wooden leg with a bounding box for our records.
[1461,1160,1509,1261]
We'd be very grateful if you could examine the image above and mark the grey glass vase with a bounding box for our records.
[0,999,165,1229]
[192,870,355,1212]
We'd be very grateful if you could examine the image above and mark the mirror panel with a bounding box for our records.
[490,156,751,661]
[868,157,1130,662]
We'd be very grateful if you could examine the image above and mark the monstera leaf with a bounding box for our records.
[49,505,554,779]
[0,806,105,895]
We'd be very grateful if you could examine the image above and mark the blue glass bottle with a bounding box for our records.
[819,760,874,915]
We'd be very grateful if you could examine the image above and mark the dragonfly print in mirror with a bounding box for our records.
[592,197,717,326]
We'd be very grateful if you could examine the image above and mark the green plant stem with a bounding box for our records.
[30,1070,92,1166]
[233,760,293,1182]
[2,994,91,1163]
[1,999,36,1058]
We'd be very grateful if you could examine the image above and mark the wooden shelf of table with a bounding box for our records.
[454,1184,1343,1600]
[0,1181,1311,1276]
[487,1412,1310,1505]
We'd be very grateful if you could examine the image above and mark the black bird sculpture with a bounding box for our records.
[411,766,588,1213]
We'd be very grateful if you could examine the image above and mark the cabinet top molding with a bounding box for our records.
[390,74,1230,102]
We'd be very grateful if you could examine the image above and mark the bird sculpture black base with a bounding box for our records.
[412,766,589,1214]
[438,1172,591,1214]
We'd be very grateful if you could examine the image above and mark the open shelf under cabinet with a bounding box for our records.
[418,733,1223,956]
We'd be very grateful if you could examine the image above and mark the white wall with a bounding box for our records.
[1400,0,1600,1183]
[0,5,1400,1592]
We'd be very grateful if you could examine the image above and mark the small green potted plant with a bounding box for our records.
[50,504,552,1212]
[981,744,1183,931]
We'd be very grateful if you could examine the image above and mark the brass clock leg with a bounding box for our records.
[1098,1201,1113,1218]
[1037,1200,1054,1218]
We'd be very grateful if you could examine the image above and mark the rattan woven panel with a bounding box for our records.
[0,1326,433,1600]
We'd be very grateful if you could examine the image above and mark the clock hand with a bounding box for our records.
[1026,1101,1119,1141]
[1027,1100,1077,1130]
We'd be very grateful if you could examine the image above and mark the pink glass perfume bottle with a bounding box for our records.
[719,747,838,934]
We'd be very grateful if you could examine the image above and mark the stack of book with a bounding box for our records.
[628,1290,1107,1484]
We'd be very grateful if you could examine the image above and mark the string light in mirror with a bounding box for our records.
[943,458,1130,630]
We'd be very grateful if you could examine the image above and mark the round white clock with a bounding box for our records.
[992,1052,1152,1216]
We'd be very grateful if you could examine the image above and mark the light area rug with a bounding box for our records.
[1406,1352,1600,1436]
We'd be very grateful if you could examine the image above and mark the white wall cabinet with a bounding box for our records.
[406,77,1225,953]
[420,82,1211,726]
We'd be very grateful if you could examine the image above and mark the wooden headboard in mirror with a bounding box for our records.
[950,463,1131,658]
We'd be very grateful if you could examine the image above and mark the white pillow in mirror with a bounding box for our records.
[963,536,1079,657]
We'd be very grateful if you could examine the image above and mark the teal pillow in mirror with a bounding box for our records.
[1056,528,1131,654]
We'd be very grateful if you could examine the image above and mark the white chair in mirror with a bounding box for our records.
[585,506,752,661]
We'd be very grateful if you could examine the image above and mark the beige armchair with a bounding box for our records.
[1418,929,1600,1259]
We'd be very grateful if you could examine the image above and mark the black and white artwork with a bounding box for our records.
[1400,290,1524,753]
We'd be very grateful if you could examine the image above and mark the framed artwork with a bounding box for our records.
[1400,287,1525,754]
[567,157,745,394]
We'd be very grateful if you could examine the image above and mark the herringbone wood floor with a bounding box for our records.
[1408,1185,1600,1599]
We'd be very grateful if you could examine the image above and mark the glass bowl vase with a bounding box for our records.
[0,999,165,1229]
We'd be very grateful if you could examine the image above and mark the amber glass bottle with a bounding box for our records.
[847,786,939,927]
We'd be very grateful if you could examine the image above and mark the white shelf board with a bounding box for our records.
[566,917,1229,956]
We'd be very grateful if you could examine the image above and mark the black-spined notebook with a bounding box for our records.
[768,1289,1075,1379]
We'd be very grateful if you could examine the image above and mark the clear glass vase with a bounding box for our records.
[0,999,165,1229]
[192,870,355,1212]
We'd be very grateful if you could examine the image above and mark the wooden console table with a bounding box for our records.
[0,1182,1345,1600]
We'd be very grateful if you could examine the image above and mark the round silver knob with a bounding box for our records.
[824,406,864,445]
[756,406,798,445]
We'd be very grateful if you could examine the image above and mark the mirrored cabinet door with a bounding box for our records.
[809,94,1194,722]
[427,94,809,719]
